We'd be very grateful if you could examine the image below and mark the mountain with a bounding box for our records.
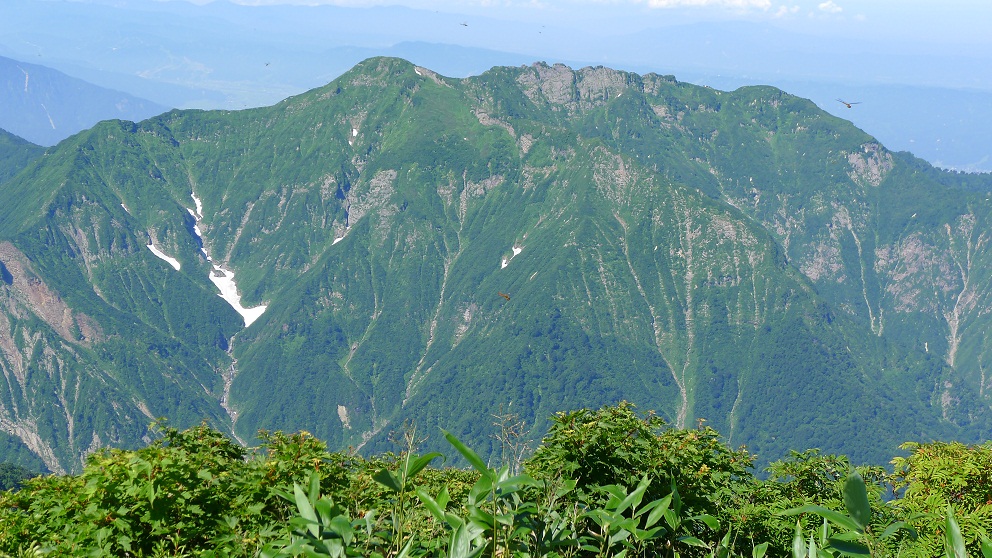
[3,0,990,171]
[0,128,43,184]
[0,56,169,146]
[1,57,991,474]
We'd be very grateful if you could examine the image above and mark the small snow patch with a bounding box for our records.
[190,192,204,218]
[209,265,266,327]
[147,244,180,270]
[333,236,344,245]
[121,203,130,214]
[415,68,422,76]
[352,128,358,137]
[501,245,524,269]
[337,405,351,429]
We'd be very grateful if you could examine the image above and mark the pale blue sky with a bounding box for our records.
[171,0,991,48]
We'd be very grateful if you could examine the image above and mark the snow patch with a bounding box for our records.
[190,192,203,218]
[352,128,358,137]
[415,68,422,76]
[209,265,267,327]
[501,245,524,269]
[333,236,344,245]
[121,203,130,214]
[184,196,265,327]
[147,244,181,270]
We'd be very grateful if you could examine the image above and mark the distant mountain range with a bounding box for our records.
[2,0,990,171]
[0,56,168,146]
[1,58,991,474]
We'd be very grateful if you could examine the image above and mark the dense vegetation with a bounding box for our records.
[1,403,990,557]
[0,128,43,184]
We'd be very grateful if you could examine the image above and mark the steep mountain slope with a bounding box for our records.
[0,58,989,473]
[0,56,168,147]
[0,128,43,184]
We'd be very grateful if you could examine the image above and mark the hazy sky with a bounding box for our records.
[167,0,992,49]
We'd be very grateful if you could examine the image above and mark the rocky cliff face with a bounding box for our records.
[1,58,990,472]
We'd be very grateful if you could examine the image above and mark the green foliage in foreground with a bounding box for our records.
[1,403,991,557]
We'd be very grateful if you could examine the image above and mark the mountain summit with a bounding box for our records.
[1,57,990,473]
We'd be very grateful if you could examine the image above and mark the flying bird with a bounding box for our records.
[498,292,511,301]
[460,22,468,26]
[836,98,861,109]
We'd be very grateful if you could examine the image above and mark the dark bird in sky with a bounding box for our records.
[498,292,511,301]
[460,22,468,26]
[836,98,861,108]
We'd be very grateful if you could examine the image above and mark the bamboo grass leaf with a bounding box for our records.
[443,430,493,479]
[945,507,967,558]
[405,452,444,482]
[842,472,871,530]
[782,505,862,533]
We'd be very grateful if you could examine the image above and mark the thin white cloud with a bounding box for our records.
[773,4,799,17]
[643,0,772,8]
[817,1,842,13]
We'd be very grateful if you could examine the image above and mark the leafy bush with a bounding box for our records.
[1,404,991,558]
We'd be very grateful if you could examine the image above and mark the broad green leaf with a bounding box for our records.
[494,473,539,496]
[372,468,403,493]
[308,471,321,504]
[405,452,443,482]
[443,430,492,479]
[644,495,672,529]
[609,528,631,545]
[468,504,495,530]
[556,479,578,498]
[691,513,719,531]
[615,478,648,515]
[980,536,992,558]
[827,537,871,556]
[879,521,913,540]
[678,535,710,548]
[782,504,862,534]
[793,521,806,558]
[468,474,493,507]
[631,526,664,542]
[945,507,967,558]
[437,485,451,509]
[449,522,485,558]
[716,530,732,558]
[292,483,318,536]
[753,541,770,558]
[330,515,354,544]
[416,487,447,522]
[843,472,871,530]
[396,539,415,558]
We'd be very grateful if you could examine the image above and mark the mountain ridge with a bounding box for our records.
[0,56,169,147]
[0,57,990,473]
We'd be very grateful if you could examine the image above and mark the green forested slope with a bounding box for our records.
[0,58,989,473]
[0,128,43,184]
